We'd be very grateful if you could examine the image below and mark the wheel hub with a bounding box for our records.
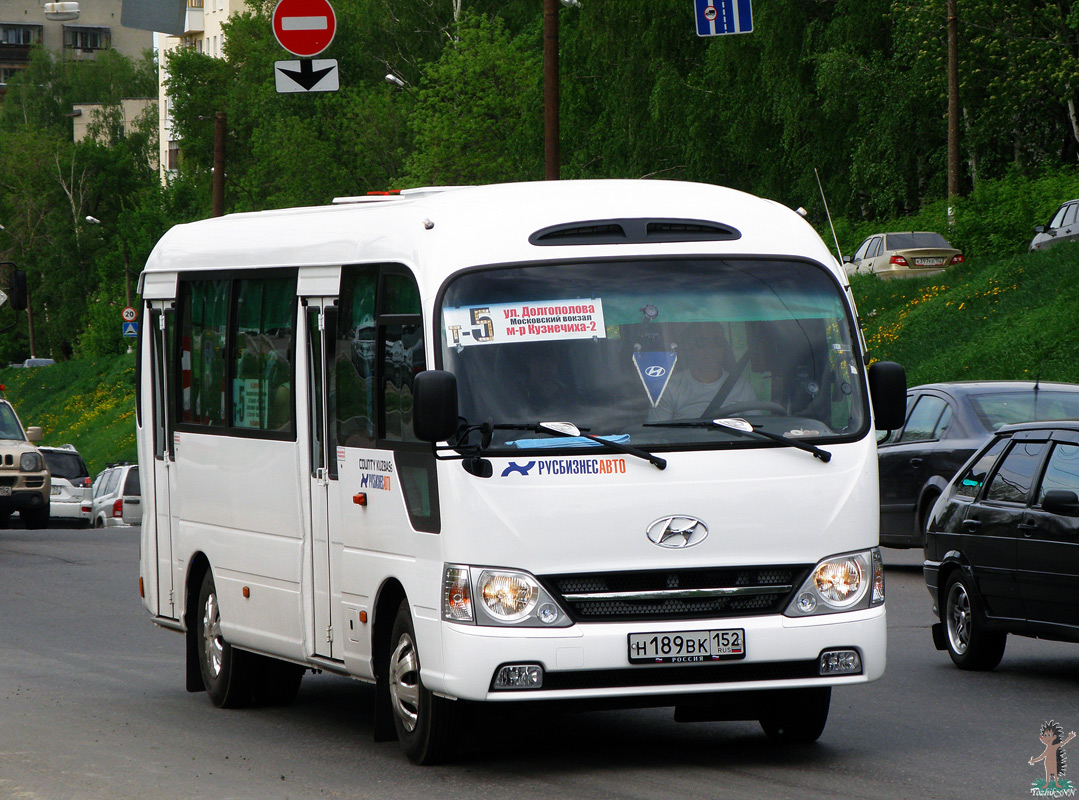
[389,633,421,732]
[203,590,224,678]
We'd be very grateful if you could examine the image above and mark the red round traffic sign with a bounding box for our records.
[704,5,718,20]
[121,306,137,322]
[272,0,336,57]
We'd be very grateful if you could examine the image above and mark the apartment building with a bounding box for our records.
[0,0,152,95]
[157,0,239,177]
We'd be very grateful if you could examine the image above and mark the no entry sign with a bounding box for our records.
[272,0,336,57]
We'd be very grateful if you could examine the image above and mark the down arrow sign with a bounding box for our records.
[275,59,339,92]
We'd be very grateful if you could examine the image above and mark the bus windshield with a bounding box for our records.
[439,258,868,452]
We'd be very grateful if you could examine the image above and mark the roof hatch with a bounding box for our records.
[528,218,741,246]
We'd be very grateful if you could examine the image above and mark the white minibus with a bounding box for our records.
[137,179,905,764]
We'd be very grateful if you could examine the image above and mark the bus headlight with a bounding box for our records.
[441,564,573,628]
[785,548,884,617]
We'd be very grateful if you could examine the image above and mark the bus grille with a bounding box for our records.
[538,566,810,623]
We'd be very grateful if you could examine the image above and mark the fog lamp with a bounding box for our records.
[493,664,543,690]
[819,649,862,675]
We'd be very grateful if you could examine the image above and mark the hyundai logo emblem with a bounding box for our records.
[644,365,667,378]
[646,516,709,548]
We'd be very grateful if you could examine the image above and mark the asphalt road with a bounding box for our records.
[0,527,1076,800]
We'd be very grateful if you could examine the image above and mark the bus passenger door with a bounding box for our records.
[149,304,177,619]
[306,299,338,659]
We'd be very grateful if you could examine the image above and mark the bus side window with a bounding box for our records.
[231,276,297,432]
[335,266,378,448]
[179,279,229,426]
[381,322,425,442]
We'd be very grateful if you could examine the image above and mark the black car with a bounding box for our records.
[924,420,1079,670]
[877,381,1079,548]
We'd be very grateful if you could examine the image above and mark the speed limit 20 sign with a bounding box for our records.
[121,306,138,322]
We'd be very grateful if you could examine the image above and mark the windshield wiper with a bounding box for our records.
[466,420,666,470]
[645,417,832,463]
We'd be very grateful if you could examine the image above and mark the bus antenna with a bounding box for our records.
[815,168,843,263]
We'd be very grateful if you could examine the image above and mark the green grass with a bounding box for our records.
[0,354,137,477]
[852,244,1079,387]
[1,243,1077,473]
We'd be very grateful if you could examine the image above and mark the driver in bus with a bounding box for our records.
[648,322,758,421]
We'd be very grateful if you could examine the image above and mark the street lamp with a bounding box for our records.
[85,215,132,309]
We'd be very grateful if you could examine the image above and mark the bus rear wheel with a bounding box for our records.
[196,570,253,708]
[388,599,456,764]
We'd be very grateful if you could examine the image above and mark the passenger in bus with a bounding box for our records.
[648,322,758,421]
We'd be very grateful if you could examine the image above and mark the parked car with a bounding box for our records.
[1029,199,1079,252]
[925,419,1079,669]
[20,358,55,368]
[38,445,92,527]
[0,396,50,529]
[845,232,965,278]
[91,462,141,528]
[877,381,1079,548]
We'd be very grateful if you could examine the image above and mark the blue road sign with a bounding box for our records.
[122,321,139,338]
[694,0,753,36]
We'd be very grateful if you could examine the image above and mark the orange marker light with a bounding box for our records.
[242,586,250,598]
[353,493,367,506]
[359,611,368,624]
[139,577,144,598]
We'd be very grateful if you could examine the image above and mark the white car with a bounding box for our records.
[39,445,92,527]
[91,462,142,528]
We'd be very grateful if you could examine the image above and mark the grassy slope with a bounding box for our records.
[852,244,1079,386]
[0,354,137,477]
[1,244,1076,471]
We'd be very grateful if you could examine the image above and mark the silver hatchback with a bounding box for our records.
[91,463,142,528]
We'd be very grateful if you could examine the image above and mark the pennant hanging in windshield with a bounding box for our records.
[633,351,677,407]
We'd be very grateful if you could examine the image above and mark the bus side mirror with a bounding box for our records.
[9,270,27,311]
[413,370,459,442]
[868,361,906,431]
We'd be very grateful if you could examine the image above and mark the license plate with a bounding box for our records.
[628,629,745,664]
[0,486,10,496]
[914,257,944,266]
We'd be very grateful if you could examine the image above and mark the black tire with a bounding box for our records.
[759,687,831,744]
[387,599,457,764]
[942,572,1006,670]
[196,570,253,708]
[94,514,105,529]
[250,654,305,706]
[22,506,49,530]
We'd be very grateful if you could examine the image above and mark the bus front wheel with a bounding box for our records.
[387,599,456,764]
[196,570,253,708]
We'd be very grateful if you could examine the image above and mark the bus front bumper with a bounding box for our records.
[430,605,886,703]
